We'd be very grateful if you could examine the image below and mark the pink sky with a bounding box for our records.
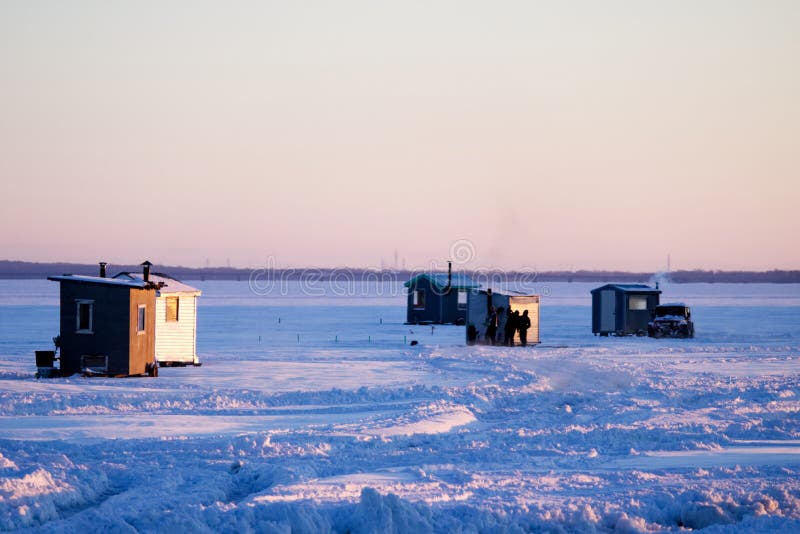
[1,1,798,271]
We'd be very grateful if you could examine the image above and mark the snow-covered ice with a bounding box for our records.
[1,280,799,532]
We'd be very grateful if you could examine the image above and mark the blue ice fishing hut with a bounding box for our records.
[591,283,661,336]
[404,264,481,325]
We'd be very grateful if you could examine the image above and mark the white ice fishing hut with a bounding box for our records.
[114,270,202,366]
[466,289,540,345]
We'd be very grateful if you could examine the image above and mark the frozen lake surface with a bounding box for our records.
[0,280,799,532]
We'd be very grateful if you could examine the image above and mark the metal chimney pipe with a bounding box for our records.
[141,260,152,283]
[448,261,452,288]
[99,262,107,278]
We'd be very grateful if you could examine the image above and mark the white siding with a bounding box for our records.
[154,295,198,363]
[466,291,540,345]
[466,290,492,334]
[466,290,510,343]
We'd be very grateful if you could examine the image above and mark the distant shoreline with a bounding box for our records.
[1,260,798,283]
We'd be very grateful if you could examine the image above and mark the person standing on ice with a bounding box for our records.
[504,309,518,346]
[486,306,499,345]
[518,309,531,347]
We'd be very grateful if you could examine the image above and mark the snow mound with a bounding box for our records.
[366,402,476,437]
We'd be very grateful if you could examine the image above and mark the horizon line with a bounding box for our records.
[1,259,799,275]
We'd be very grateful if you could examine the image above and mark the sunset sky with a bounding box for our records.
[1,1,798,271]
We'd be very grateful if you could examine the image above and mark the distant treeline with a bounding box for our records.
[535,270,800,284]
[1,260,799,283]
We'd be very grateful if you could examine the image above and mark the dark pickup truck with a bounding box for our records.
[648,303,695,338]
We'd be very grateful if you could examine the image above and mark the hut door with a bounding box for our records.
[600,290,616,331]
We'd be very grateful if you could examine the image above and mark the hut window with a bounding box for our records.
[75,300,93,333]
[413,289,425,309]
[629,296,648,311]
[137,305,146,333]
[166,297,179,322]
[457,290,468,309]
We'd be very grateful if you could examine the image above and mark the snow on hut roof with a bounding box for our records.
[590,283,661,294]
[114,272,201,295]
[403,273,481,290]
[471,288,537,297]
[47,274,147,288]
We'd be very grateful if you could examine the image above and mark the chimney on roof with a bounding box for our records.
[141,260,152,283]
[99,262,107,278]
[448,261,452,288]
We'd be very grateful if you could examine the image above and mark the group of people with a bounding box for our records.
[485,306,532,347]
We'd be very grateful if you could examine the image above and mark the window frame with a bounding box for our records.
[628,295,649,311]
[75,299,94,334]
[457,289,468,309]
[165,296,180,323]
[412,289,426,310]
[137,304,146,334]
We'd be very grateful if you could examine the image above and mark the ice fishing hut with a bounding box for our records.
[591,283,661,336]
[404,264,481,324]
[47,261,159,376]
[466,289,540,346]
[114,270,201,366]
